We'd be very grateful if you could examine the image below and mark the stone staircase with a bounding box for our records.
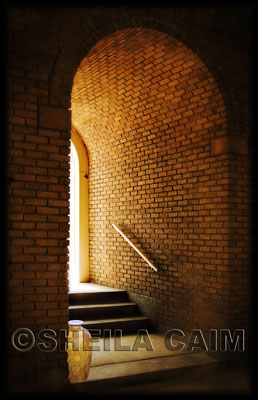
[67,283,223,393]
[68,284,152,334]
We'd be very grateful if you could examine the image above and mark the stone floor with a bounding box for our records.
[100,362,252,395]
[8,282,252,395]
[69,333,252,395]
[90,332,187,366]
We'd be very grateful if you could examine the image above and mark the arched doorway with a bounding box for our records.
[69,127,89,290]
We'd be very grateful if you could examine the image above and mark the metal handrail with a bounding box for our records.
[112,223,158,272]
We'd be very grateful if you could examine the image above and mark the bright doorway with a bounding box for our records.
[69,127,89,290]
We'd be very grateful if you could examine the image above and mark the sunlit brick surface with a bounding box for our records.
[71,28,250,331]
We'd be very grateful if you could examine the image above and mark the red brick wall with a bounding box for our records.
[6,7,252,388]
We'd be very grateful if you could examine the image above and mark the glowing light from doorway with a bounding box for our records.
[69,141,80,289]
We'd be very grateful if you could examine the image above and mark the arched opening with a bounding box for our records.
[69,127,89,290]
[70,27,229,329]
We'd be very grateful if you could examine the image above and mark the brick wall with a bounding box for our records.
[71,27,251,335]
[6,7,252,390]
[7,9,71,385]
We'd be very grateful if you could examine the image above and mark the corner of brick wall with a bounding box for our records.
[7,15,71,380]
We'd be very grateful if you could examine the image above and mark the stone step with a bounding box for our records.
[69,290,128,306]
[83,316,152,334]
[69,302,140,319]
[69,284,153,335]
[71,352,221,391]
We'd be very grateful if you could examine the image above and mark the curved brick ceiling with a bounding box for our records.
[71,28,225,153]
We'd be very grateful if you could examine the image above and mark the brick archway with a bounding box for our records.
[48,8,248,140]
[67,22,250,335]
[70,26,230,331]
